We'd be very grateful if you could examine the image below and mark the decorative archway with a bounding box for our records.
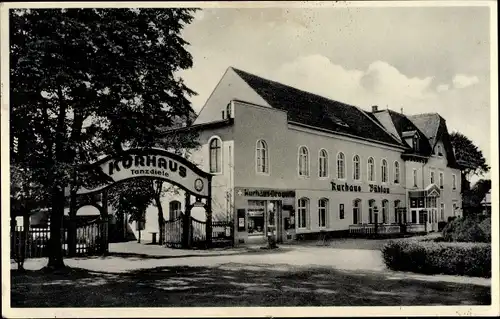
[71,148,214,251]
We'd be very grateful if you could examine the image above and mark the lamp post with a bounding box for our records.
[266,202,278,249]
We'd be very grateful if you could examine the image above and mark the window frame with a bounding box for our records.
[352,199,362,224]
[413,169,418,187]
[367,157,375,182]
[297,197,309,229]
[255,139,270,175]
[336,151,346,180]
[298,146,310,177]
[381,200,388,224]
[393,161,400,184]
[208,136,223,174]
[452,174,457,190]
[353,155,361,181]
[318,198,328,228]
[318,149,329,179]
[439,172,444,189]
[169,200,182,220]
[381,159,388,183]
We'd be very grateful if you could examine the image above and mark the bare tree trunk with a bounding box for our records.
[156,194,164,245]
[47,187,66,270]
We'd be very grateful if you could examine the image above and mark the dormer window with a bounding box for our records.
[412,136,419,151]
[437,145,443,156]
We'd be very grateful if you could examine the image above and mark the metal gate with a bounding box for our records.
[10,218,109,260]
[163,214,183,248]
[163,213,234,249]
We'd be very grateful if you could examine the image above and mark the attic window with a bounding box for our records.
[437,145,443,156]
[412,136,419,151]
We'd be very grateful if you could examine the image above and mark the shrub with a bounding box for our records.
[478,217,491,242]
[442,216,490,243]
[381,239,491,278]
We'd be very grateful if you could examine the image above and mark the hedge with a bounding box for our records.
[381,239,491,278]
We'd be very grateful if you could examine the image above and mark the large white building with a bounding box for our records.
[134,67,463,245]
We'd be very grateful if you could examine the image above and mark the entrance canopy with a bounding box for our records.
[76,148,212,198]
[409,184,441,198]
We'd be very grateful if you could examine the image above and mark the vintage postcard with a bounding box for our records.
[1,1,498,318]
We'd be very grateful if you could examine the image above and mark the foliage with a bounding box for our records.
[382,239,491,278]
[10,165,48,214]
[108,179,155,223]
[442,216,491,243]
[450,132,490,190]
[10,8,199,268]
[462,179,491,216]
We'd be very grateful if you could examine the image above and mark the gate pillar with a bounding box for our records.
[182,193,192,249]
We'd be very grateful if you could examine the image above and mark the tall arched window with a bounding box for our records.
[353,199,361,224]
[382,200,388,224]
[353,155,360,181]
[209,137,222,174]
[368,157,375,182]
[337,152,345,179]
[319,149,329,178]
[256,139,269,174]
[437,145,442,156]
[297,197,309,229]
[169,201,182,220]
[381,159,388,183]
[298,146,309,177]
[394,200,401,223]
[318,198,328,228]
[394,161,400,184]
[368,200,375,224]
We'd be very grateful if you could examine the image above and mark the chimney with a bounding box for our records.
[400,108,404,114]
[371,105,379,112]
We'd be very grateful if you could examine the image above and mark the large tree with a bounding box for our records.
[449,131,490,192]
[10,8,199,269]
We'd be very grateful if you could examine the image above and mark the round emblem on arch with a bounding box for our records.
[194,178,204,192]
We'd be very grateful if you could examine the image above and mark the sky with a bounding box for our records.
[177,5,493,183]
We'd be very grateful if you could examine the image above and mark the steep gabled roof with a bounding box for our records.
[408,113,441,149]
[370,109,460,167]
[387,109,433,156]
[231,68,403,148]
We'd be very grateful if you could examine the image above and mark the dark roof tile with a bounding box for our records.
[232,68,403,147]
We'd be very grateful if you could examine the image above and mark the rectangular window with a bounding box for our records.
[452,174,457,190]
[298,198,309,229]
[439,172,444,189]
[430,171,435,184]
[440,203,445,221]
[413,169,418,187]
[339,203,344,220]
[247,200,265,236]
[411,210,417,223]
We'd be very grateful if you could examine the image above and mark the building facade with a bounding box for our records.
[146,67,462,245]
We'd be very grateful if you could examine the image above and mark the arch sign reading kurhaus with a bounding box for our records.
[77,148,211,198]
